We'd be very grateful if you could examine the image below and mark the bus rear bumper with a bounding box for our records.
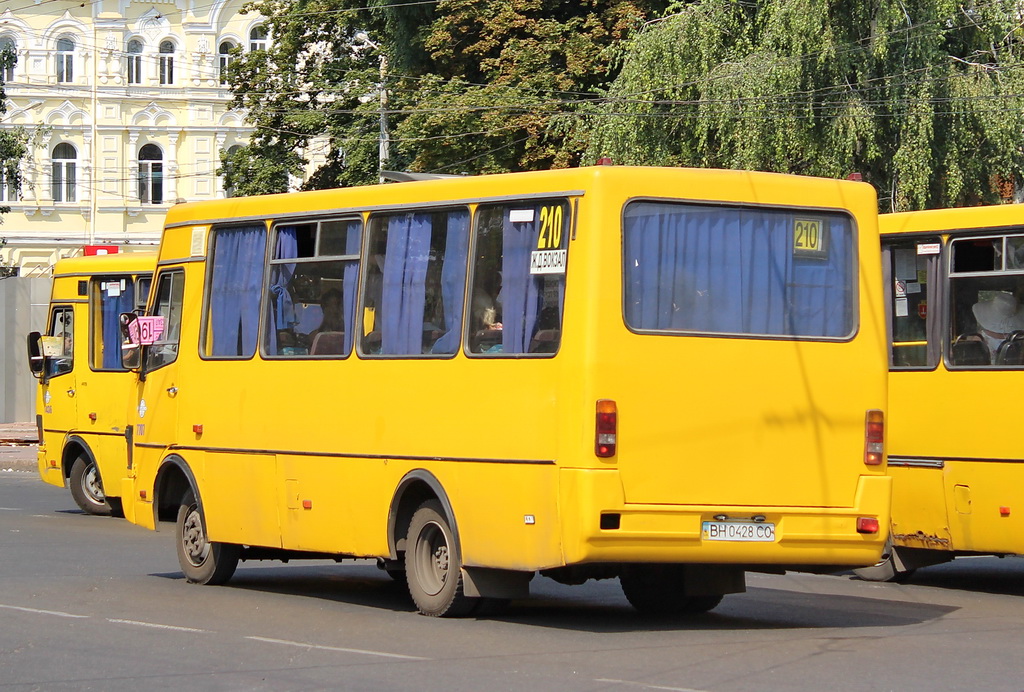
[559,469,891,568]
[36,448,65,488]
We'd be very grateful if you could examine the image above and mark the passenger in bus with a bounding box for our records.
[305,289,345,355]
[972,292,1024,359]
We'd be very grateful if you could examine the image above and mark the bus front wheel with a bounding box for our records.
[69,456,111,516]
[405,500,477,617]
[620,565,724,615]
[175,490,239,585]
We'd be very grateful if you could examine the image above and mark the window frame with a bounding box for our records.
[45,305,75,379]
[201,224,269,361]
[885,236,942,371]
[142,269,185,374]
[0,35,16,82]
[463,198,571,359]
[619,197,859,342]
[138,143,164,204]
[51,142,77,203]
[262,215,363,360]
[158,40,174,85]
[126,39,143,84]
[945,231,1024,371]
[55,36,74,83]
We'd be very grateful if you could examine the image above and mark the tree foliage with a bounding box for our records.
[223,0,667,192]
[0,45,29,221]
[587,0,1024,211]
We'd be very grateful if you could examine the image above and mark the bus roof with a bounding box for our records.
[52,252,158,278]
[882,203,1024,236]
[163,166,878,230]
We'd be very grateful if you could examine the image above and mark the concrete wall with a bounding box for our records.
[0,277,52,423]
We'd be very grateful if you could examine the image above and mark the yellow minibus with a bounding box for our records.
[119,166,890,616]
[27,252,155,516]
[862,204,1024,580]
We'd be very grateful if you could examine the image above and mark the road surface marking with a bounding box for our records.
[246,636,428,660]
[107,618,207,633]
[595,680,708,692]
[0,604,88,618]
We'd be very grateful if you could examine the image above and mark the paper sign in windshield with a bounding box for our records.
[530,249,567,274]
[126,316,166,345]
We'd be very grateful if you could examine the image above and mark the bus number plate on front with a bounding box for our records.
[702,521,776,542]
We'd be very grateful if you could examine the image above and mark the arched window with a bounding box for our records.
[56,36,74,83]
[52,143,77,203]
[249,26,268,52]
[224,144,241,198]
[218,41,237,85]
[0,36,16,83]
[138,144,164,204]
[158,40,174,85]
[126,39,143,84]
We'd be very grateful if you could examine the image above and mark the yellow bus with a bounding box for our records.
[27,252,155,516]
[861,204,1024,580]
[118,166,890,616]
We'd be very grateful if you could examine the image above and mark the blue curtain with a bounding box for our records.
[100,277,137,369]
[501,209,542,354]
[266,227,298,354]
[623,203,852,338]
[431,211,470,354]
[209,225,267,356]
[341,219,361,354]
[380,213,432,354]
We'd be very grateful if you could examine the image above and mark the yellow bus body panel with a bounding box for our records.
[882,204,1024,556]
[127,167,889,571]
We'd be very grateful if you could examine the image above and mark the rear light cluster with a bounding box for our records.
[864,409,884,466]
[595,399,617,458]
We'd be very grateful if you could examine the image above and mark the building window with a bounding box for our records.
[138,144,164,204]
[0,169,17,202]
[158,40,174,85]
[56,37,74,83]
[223,144,241,198]
[218,41,236,84]
[126,39,143,84]
[51,143,77,203]
[0,36,16,83]
[249,26,268,52]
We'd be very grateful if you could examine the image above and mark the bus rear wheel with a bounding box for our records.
[175,490,239,585]
[69,456,111,516]
[620,565,724,615]
[405,500,477,617]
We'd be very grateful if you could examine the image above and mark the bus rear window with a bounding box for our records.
[622,202,855,339]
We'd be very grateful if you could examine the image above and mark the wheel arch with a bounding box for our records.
[387,469,459,560]
[61,435,95,482]
[152,454,201,531]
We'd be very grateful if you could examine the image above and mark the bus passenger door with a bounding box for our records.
[37,305,78,483]
[129,269,186,522]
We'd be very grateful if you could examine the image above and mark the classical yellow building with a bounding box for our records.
[0,0,267,273]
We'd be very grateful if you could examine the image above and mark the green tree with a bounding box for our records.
[0,44,29,220]
[223,0,668,193]
[588,0,1024,211]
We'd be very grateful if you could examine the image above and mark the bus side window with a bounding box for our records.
[468,200,569,356]
[360,208,469,357]
[92,276,137,370]
[46,306,74,377]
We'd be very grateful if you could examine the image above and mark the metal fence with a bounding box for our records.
[0,277,52,423]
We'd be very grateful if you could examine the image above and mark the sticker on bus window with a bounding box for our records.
[104,280,123,298]
[135,316,165,345]
[510,209,535,223]
[530,249,567,274]
[41,336,63,357]
[792,218,828,258]
[917,242,941,255]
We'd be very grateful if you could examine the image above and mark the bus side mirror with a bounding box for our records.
[26,331,45,378]
[120,313,142,370]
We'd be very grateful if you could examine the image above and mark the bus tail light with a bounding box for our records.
[595,399,617,458]
[856,517,880,534]
[864,409,884,466]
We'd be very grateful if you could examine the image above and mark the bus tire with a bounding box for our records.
[69,456,111,516]
[175,490,239,586]
[405,500,477,617]
[620,565,724,615]
[853,542,914,583]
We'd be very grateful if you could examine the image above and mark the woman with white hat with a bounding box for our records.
[972,291,1024,359]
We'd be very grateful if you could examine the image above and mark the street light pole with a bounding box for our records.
[377,52,389,183]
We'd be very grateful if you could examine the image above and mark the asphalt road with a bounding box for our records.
[3,471,1024,691]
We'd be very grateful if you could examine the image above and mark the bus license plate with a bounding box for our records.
[702,521,776,542]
